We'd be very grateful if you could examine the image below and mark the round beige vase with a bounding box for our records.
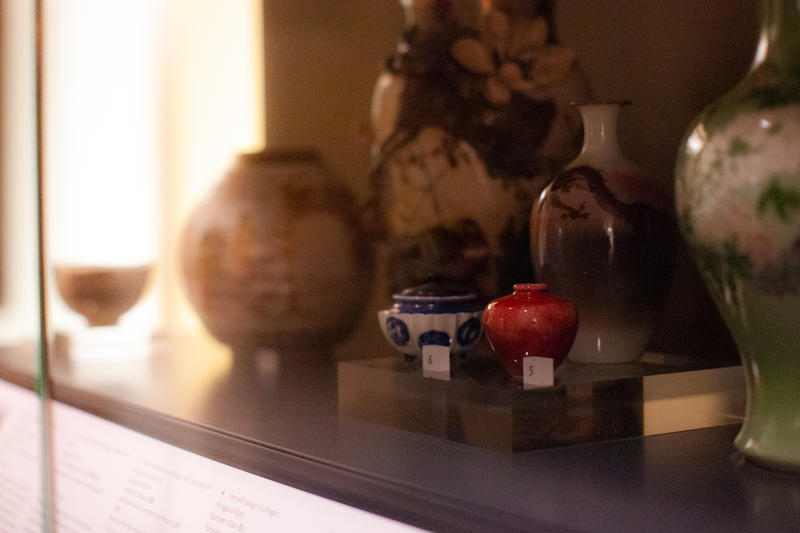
[181,149,373,359]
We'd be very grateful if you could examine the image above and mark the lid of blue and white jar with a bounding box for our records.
[390,283,478,314]
[393,282,475,300]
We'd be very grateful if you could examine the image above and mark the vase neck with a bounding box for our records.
[576,103,624,161]
[513,283,548,298]
[755,0,800,75]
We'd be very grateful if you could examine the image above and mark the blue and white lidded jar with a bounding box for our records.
[378,283,483,361]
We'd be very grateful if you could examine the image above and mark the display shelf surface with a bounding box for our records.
[0,340,798,532]
[338,352,745,452]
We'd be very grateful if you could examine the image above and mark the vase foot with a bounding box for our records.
[737,442,800,475]
[738,449,800,475]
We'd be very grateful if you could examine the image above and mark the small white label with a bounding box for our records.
[422,344,450,380]
[522,356,554,388]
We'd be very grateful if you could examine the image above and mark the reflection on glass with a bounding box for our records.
[53,265,151,328]
[41,0,264,364]
[44,0,162,357]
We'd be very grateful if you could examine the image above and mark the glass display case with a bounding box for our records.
[1,1,799,531]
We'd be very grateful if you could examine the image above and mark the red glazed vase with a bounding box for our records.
[483,284,578,377]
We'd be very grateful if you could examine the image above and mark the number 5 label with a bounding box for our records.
[523,356,554,388]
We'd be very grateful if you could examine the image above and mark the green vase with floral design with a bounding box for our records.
[675,0,800,472]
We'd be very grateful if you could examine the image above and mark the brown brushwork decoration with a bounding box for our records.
[550,165,667,233]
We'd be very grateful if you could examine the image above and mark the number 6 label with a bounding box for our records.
[422,345,450,380]
[523,356,554,388]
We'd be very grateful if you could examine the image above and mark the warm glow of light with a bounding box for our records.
[0,1,38,343]
[161,0,265,341]
[43,1,166,335]
[39,0,263,344]
[45,0,164,268]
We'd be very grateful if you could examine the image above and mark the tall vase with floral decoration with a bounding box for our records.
[675,0,800,472]
[368,0,587,301]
